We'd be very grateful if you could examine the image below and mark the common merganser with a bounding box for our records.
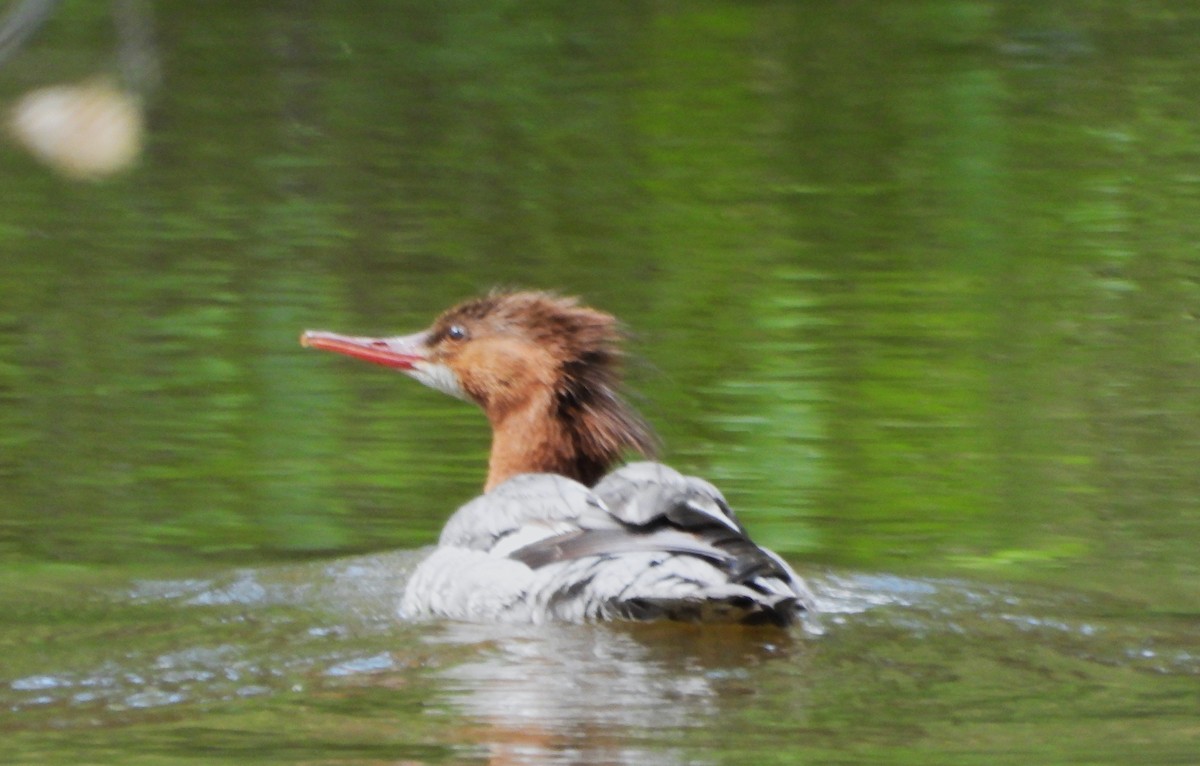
[301,291,813,626]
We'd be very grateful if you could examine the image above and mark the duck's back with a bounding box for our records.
[400,462,813,626]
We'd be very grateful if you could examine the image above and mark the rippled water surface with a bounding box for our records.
[2,2,1199,764]
[3,563,1196,764]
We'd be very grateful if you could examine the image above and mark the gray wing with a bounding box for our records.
[593,461,795,584]
[593,461,746,533]
[438,473,620,552]
[508,462,813,623]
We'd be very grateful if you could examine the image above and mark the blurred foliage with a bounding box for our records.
[0,0,1198,610]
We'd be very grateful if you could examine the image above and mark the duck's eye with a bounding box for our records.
[446,324,468,341]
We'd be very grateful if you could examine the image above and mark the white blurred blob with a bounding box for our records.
[8,78,143,180]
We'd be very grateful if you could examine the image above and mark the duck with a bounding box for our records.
[301,290,813,626]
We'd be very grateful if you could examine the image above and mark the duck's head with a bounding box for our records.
[302,290,658,489]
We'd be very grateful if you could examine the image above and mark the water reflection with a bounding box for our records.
[425,620,806,766]
[3,558,1197,763]
[1,552,422,724]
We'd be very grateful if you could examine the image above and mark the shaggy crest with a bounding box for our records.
[434,291,659,486]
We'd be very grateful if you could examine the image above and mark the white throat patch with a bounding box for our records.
[408,361,470,402]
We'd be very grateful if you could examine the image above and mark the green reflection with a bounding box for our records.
[1,2,1200,764]
[0,0,1196,606]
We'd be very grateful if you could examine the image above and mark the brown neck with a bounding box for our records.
[483,391,628,491]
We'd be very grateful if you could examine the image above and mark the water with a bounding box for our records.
[2,562,1195,764]
[2,1,1199,763]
